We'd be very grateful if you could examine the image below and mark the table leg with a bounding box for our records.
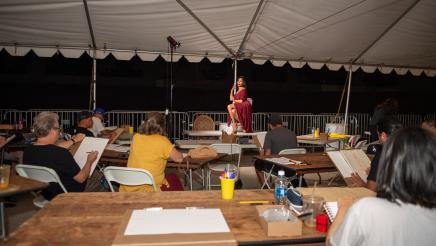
[189,169,193,191]
[299,175,303,187]
[0,198,6,240]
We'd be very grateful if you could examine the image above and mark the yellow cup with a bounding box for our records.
[0,165,11,190]
[220,178,236,200]
[128,126,134,135]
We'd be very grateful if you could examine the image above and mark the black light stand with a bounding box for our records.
[166,36,181,140]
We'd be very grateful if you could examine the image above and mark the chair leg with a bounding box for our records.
[328,173,340,186]
[317,173,322,184]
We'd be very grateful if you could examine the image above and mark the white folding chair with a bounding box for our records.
[103,166,157,192]
[15,164,67,208]
[354,140,367,149]
[207,143,242,189]
[261,148,307,189]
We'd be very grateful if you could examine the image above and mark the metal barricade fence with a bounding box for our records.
[106,111,190,140]
[397,114,423,127]
[2,109,84,130]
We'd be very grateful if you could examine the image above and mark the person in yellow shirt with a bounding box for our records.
[119,112,183,192]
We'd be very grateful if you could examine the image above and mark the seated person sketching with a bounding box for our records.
[119,112,184,192]
[350,117,402,191]
[89,107,106,137]
[327,127,436,246]
[422,119,436,134]
[23,112,98,200]
[68,111,94,137]
[254,114,304,187]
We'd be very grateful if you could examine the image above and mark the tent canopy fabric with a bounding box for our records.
[1,0,435,76]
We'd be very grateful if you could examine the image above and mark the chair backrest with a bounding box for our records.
[103,166,157,192]
[210,143,242,167]
[193,115,215,131]
[278,148,307,155]
[247,98,253,106]
[354,140,367,149]
[253,132,267,151]
[15,164,68,193]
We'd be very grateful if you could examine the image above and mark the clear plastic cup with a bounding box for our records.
[0,165,11,189]
[302,195,325,227]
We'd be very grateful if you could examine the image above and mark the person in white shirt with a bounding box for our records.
[328,127,436,246]
[89,107,106,137]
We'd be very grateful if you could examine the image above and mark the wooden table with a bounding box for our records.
[0,170,48,239]
[254,153,337,187]
[175,139,257,150]
[297,135,346,151]
[184,130,259,137]
[100,150,227,191]
[5,188,374,245]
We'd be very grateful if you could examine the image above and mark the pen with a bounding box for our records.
[239,200,271,205]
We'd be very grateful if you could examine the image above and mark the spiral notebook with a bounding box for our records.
[324,201,338,222]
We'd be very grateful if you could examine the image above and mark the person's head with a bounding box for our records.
[138,112,165,135]
[93,107,106,120]
[33,112,60,142]
[77,111,93,128]
[377,127,436,209]
[421,119,436,134]
[237,76,246,88]
[268,114,282,129]
[378,97,399,114]
[377,117,402,143]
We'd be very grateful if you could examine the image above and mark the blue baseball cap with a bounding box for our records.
[94,107,106,114]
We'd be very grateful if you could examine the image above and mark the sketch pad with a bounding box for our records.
[73,137,109,175]
[112,209,236,246]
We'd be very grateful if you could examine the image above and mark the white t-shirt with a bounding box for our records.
[89,116,105,137]
[331,197,436,246]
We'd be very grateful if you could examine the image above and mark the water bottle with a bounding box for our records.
[274,170,287,205]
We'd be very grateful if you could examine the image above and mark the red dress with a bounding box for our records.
[227,89,252,133]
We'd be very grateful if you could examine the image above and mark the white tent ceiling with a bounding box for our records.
[1,0,435,76]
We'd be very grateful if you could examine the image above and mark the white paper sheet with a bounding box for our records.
[105,143,130,153]
[124,209,230,235]
[73,137,109,175]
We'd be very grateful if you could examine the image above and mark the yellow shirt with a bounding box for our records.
[119,134,174,192]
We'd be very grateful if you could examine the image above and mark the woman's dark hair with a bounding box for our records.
[377,127,436,208]
[377,116,402,136]
[237,76,247,88]
[377,97,399,114]
[138,112,165,135]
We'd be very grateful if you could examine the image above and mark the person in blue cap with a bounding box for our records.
[89,107,106,137]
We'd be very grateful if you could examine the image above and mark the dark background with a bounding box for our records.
[1,49,435,114]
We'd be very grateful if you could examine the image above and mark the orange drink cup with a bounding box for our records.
[220,177,236,200]
[0,165,11,189]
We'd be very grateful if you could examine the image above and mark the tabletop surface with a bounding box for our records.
[6,188,374,245]
[0,170,48,198]
[184,130,259,137]
[254,153,337,173]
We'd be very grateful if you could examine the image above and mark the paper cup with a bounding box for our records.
[0,165,11,190]
[220,178,236,200]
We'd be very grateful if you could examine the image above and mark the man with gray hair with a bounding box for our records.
[23,112,98,200]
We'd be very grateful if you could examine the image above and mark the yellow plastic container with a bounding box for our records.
[220,178,236,200]
[0,165,11,189]
[314,128,320,138]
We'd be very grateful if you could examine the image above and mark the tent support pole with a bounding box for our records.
[237,0,265,55]
[92,55,96,110]
[344,65,352,134]
[234,58,238,94]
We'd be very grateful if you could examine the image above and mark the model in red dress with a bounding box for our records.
[227,77,252,133]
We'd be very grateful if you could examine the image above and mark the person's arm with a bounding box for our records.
[73,151,98,183]
[326,196,354,245]
[229,85,235,101]
[264,149,272,156]
[169,147,184,163]
[56,133,85,149]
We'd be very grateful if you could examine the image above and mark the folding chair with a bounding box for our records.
[103,166,157,192]
[15,164,67,208]
[207,144,242,190]
[261,148,307,189]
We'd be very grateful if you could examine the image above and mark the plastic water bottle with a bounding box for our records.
[274,170,287,205]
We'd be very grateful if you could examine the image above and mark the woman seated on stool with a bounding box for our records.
[119,112,184,192]
[327,127,436,245]
[227,76,252,133]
